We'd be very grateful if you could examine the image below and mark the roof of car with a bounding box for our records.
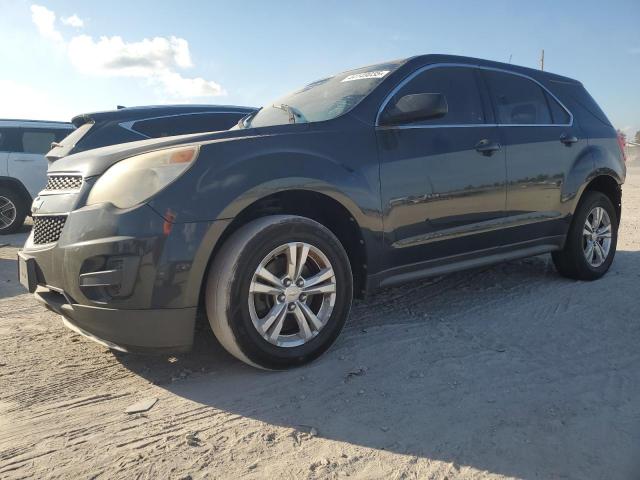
[405,54,581,84]
[0,119,74,129]
[71,104,256,127]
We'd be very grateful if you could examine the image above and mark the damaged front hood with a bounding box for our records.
[47,128,266,178]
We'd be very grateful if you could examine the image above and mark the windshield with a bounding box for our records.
[240,61,402,128]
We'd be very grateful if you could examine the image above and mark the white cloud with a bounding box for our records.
[29,4,225,99]
[30,5,63,43]
[67,35,192,76]
[61,14,84,28]
[0,80,75,121]
[155,71,225,97]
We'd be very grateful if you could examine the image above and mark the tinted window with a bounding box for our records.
[21,130,56,154]
[131,113,245,138]
[484,71,552,125]
[0,130,6,151]
[544,91,571,124]
[384,66,485,125]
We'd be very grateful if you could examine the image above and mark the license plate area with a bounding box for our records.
[18,252,37,293]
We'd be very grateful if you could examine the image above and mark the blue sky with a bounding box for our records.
[1,0,638,137]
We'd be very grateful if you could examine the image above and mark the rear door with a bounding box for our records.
[0,129,10,177]
[378,65,506,268]
[8,128,71,198]
[482,69,585,241]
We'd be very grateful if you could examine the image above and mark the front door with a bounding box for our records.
[378,65,506,270]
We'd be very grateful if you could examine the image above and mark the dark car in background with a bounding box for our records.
[46,104,255,161]
[19,54,625,370]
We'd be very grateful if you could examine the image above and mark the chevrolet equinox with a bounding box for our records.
[19,55,626,369]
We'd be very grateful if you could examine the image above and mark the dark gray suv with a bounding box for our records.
[18,54,625,369]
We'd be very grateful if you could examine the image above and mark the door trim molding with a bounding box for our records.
[370,235,564,291]
[391,211,563,249]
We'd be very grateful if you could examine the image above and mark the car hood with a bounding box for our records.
[47,128,269,178]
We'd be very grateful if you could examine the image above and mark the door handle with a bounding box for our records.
[560,133,578,146]
[475,139,502,156]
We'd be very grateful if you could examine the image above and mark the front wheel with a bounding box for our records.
[205,215,353,369]
[552,191,618,280]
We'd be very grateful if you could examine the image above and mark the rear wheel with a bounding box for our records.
[0,187,27,235]
[205,215,353,369]
[552,191,618,280]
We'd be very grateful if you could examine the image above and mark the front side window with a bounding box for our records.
[544,91,571,124]
[21,130,56,154]
[241,62,402,128]
[382,66,485,125]
[484,70,554,125]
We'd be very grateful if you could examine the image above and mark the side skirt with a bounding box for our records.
[367,235,565,292]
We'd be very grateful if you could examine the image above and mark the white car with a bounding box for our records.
[0,119,74,234]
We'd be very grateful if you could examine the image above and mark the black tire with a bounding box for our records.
[205,215,353,370]
[0,187,28,235]
[552,191,618,280]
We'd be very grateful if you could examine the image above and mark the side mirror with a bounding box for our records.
[379,93,448,126]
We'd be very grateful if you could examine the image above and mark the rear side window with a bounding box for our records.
[21,130,57,154]
[484,71,553,125]
[0,130,6,151]
[131,113,245,138]
[386,66,485,125]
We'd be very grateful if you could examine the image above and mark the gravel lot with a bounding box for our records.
[1,149,639,480]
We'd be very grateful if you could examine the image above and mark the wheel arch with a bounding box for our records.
[581,174,622,223]
[195,188,371,311]
[0,176,32,206]
[563,141,624,221]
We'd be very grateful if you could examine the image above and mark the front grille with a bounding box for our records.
[45,175,83,191]
[33,215,67,244]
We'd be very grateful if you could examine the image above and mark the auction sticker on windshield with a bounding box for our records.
[341,70,390,82]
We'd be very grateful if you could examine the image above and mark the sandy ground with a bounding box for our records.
[1,149,639,480]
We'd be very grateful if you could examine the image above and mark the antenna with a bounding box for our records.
[508,54,513,64]
[539,49,545,71]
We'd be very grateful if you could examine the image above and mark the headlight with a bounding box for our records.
[86,146,199,208]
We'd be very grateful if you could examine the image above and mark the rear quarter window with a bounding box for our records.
[131,113,245,138]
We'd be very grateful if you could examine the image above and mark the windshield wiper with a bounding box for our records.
[272,104,307,124]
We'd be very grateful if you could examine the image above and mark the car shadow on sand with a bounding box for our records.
[112,251,640,478]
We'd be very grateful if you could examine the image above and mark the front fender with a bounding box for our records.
[149,126,381,227]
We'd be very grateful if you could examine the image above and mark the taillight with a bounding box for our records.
[617,133,627,162]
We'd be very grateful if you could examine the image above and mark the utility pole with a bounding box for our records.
[540,49,545,71]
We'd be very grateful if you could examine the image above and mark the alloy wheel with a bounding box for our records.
[582,206,612,267]
[248,242,337,347]
[0,196,17,230]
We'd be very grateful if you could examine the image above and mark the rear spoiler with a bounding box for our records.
[71,114,94,128]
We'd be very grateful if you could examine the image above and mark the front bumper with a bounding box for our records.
[34,287,196,353]
[20,197,230,353]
